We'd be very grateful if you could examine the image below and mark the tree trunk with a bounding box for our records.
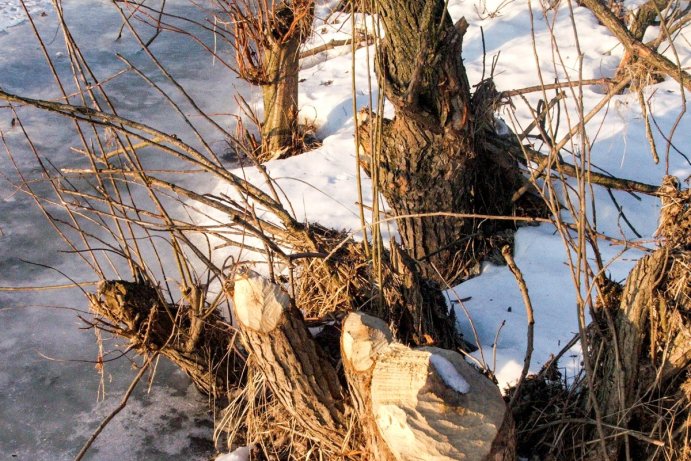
[261,33,300,157]
[257,1,314,160]
[359,0,518,286]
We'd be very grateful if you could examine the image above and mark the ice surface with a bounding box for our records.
[0,0,50,32]
[0,1,229,458]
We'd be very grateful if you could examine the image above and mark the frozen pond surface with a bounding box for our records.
[0,1,243,458]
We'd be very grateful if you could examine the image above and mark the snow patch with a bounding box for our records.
[430,354,470,394]
[216,446,250,461]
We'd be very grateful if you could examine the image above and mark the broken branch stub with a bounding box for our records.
[90,280,241,400]
[230,270,348,449]
[342,312,516,461]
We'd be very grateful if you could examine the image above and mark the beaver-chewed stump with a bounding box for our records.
[230,270,516,460]
[229,269,349,452]
[89,280,243,400]
[342,312,516,461]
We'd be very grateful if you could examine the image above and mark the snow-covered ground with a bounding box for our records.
[1,0,688,459]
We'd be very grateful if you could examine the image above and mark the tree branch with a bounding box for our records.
[485,136,661,196]
[581,0,691,92]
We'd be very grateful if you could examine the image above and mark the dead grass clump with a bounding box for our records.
[656,175,691,248]
[291,226,469,351]
[214,362,344,461]
[509,367,588,460]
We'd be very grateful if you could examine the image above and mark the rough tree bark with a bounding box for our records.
[261,7,302,156]
[359,0,521,287]
[587,177,691,460]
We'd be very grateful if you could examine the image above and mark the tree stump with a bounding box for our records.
[229,270,349,450]
[342,312,516,460]
[589,176,691,460]
[89,280,242,400]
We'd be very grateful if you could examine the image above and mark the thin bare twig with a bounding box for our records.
[502,246,535,410]
[74,355,155,461]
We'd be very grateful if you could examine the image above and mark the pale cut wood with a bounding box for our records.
[232,272,291,333]
[372,346,509,461]
[342,312,394,372]
[342,312,515,461]
[342,312,397,461]
[231,271,348,448]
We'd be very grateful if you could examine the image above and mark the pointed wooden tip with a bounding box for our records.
[342,312,394,372]
[232,270,291,333]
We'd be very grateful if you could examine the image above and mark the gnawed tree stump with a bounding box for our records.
[341,313,397,460]
[229,270,349,451]
[342,312,516,461]
[89,280,242,400]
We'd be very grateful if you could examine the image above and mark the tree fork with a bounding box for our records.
[581,0,691,92]
[359,0,522,286]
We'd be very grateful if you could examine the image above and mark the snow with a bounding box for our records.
[1,0,689,458]
[0,0,49,31]
[216,446,250,461]
[430,354,471,394]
